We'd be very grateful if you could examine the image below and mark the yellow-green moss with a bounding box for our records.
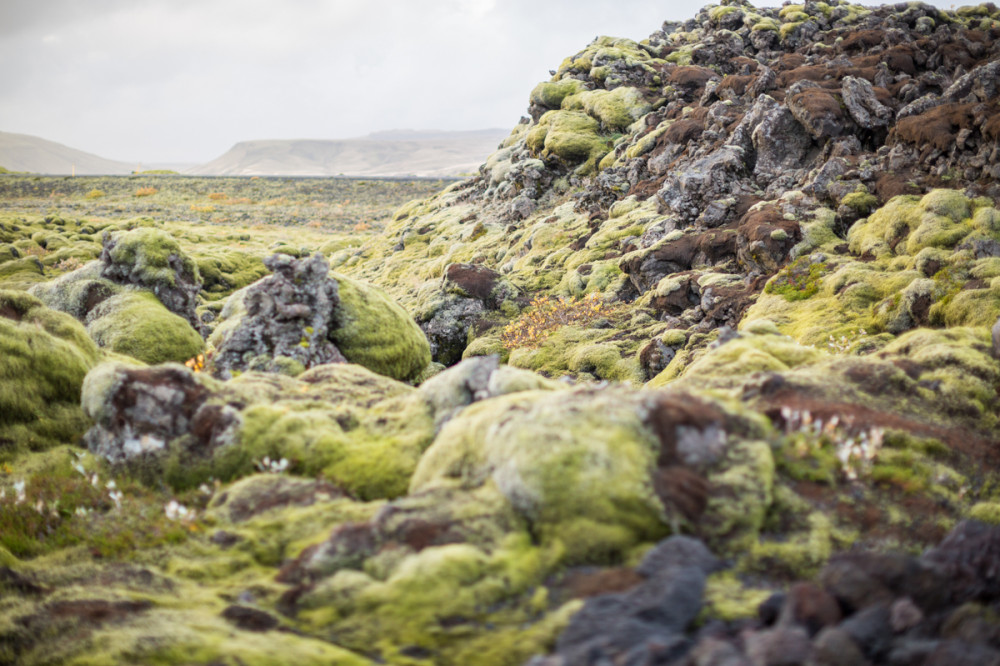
[701,440,776,552]
[746,512,837,578]
[527,110,611,174]
[0,290,100,457]
[329,272,431,383]
[968,502,1000,525]
[410,388,668,564]
[103,227,201,289]
[529,78,588,110]
[574,87,652,131]
[86,291,204,365]
[193,249,268,297]
[702,571,773,621]
[177,364,436,499]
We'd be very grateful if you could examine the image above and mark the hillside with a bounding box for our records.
[0,131,135,175]
[186,129,510,177]
[2,2,1000,665]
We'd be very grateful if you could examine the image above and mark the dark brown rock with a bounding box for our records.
[778,582,841,636]
[221,605,279,632]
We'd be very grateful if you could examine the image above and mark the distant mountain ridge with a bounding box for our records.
[185,129,510,177]
[0,129,509,178]
[0,131,135,175]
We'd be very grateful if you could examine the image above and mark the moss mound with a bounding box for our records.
[330,272,431,383]
[0,290,100,456]
[101,227,201,290]
[86,291,205,364]
[747,191,1000,345]
[411,387,669,563]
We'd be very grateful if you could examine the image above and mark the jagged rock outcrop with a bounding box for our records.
[211,253,346,376]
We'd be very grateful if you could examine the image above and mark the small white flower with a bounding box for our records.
[105,480,116,490]
[165,499,195,522]
[75,506,90,517]
[90,473,100,487]
[165,500,181,520]
[13,479,26,504]
[35,499,45,514]
[73,463,87,476]
[108,490,123,508]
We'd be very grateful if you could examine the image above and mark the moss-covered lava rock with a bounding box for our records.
[0,290,101,457]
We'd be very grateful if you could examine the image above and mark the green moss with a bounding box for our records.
[700,440,776,552]
[779,20,805,40]
[575,87,652,131]
[170,364,437,499]
[765,257,828,301]
[841,188,878,215]
[746,512,837,579]
[568,343,644,383]
[625,120,672,159]
[330,273,431,383]
[775,433,842,485]
[920,188,971,221]
[750,16,781,32]
[778,4,806,19]
[673,334,824,384]
[709,5,741,21]
[299,533,574,665]
[193,249,268,297]
[972,206,1000,234]
[86,291,204,365]
[508,326,627,383]
[968,502,1000,525]
[0,290,100,457]
[870,453,931,494]
[410,388,668,564]
[879,327,998,426]
[462,334,509,362]
[83,606,371,665]
[28,261,121,320]
[0,256,46,289]
[702,571,772,621]
[529,78,588,110]
[527,110,610,174]
[103,227,201,289]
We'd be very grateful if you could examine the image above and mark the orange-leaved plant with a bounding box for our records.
[501,293,623,350]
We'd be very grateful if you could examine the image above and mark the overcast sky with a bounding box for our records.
[0,1,955,164]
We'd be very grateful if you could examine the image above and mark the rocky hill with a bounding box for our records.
[186,129,510,177]
[0,131,135,175]
[2,2,1000,665]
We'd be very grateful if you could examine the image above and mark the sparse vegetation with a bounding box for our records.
[501,293,624,350]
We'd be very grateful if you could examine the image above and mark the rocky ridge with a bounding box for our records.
[1,2,1000,665]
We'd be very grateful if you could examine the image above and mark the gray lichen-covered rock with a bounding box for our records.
[841,76,893,129]
[211,253,345,376]
[81,362,239,469]
[417,262,516,365]
[656,145,748,226]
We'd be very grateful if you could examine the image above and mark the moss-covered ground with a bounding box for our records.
[3,0,1000,662]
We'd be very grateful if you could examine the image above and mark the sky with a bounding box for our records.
[0,0,955,164]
